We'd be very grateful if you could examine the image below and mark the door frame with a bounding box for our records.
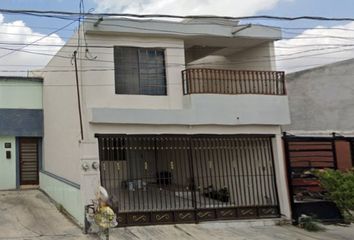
[18,137,40,185]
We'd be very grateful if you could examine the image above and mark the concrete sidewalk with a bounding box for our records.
[1,190,353,240]
[110,222,354,240]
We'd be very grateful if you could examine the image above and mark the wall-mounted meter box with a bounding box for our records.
[6,151,11,159]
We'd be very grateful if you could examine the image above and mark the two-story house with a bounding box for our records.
[37,18,291,226]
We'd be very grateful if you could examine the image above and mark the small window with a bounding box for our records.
[114,47,167,95]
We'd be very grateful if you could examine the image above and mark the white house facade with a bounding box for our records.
[37,18,291,226]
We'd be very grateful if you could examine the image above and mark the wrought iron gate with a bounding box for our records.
[97,134,280,226]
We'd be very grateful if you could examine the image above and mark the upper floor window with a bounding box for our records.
[114,47,167,95]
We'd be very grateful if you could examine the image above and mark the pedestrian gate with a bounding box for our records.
[96,134,280,226]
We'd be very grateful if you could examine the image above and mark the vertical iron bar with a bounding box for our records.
[175,137,182,210]
[249,138,259,206]
[255,138,265,206]
[188,136,198,222]
[233,138,244,206]
[265,137,275,204]
[228,138,239,207]
[244,138,256,206]
[259,138,271,206]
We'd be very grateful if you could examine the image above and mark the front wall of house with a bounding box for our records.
[0,79,42,109]
[80,35,289,128]
[38,31,292,224]
[80,124,291,220]
[81,35,185,110]
[0,78,43,190]
[0,136,16,190]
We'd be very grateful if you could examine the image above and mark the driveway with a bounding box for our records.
[0,190,95,240]
[1,190,353,240]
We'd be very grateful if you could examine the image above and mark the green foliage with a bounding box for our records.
[313,168,354,221]
[298,215,325,232]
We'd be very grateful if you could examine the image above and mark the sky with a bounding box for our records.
[0,0,354,75]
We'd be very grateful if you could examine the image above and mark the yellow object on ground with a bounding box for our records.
[94,206,117,229]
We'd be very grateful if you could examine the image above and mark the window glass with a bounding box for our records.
[114,47,167,95]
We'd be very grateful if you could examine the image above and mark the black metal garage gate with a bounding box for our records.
[96,134,280,226]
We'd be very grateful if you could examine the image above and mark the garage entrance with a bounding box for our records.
[96,134,280,226]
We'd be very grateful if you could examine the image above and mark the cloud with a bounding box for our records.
[0,14,65,76]
[93,0,282,16]
[275,21,354,73]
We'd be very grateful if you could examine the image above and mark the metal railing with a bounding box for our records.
[182,68,286,95]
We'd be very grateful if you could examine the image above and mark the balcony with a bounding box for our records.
[182,69,286,95]
[90,69,290,126]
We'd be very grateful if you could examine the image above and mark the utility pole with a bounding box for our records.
[73,50,84,140]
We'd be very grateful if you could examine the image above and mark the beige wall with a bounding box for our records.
[40,34,82,184]
[80,35,185,111]
[38,29,291,220]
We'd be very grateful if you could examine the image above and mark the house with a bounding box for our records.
[284,58,354,170]
[0,76,43,190]
[283,59,354,222]
[36,18,291,226]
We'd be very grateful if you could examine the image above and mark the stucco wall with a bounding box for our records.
[40,35,82,184]
[40,172,84,225]
[284,59,354,133]
[89,94,290,126]
[80,35,185,110]
[0,136,16,190]
[0,78,42,109]
[37,28,291,222]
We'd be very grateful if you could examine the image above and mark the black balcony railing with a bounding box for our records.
[182,68,286,95]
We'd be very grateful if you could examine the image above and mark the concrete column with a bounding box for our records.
[79,140,101,205]
[272,133,291,220]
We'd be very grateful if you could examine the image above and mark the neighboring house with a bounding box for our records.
[283,59,354,222]
[0,76,43,190]
[285,58,354,170]
[36,18,291,226]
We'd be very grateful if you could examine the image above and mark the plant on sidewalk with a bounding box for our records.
[313,168,354,222]
[298,214,325,232]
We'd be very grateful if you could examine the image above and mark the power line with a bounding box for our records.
[1,43,353,62]
[0,42,354,72]
[0,19,77,60]
[1,9,354,22]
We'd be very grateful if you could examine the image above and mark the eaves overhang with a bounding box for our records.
[84,18,282,41]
